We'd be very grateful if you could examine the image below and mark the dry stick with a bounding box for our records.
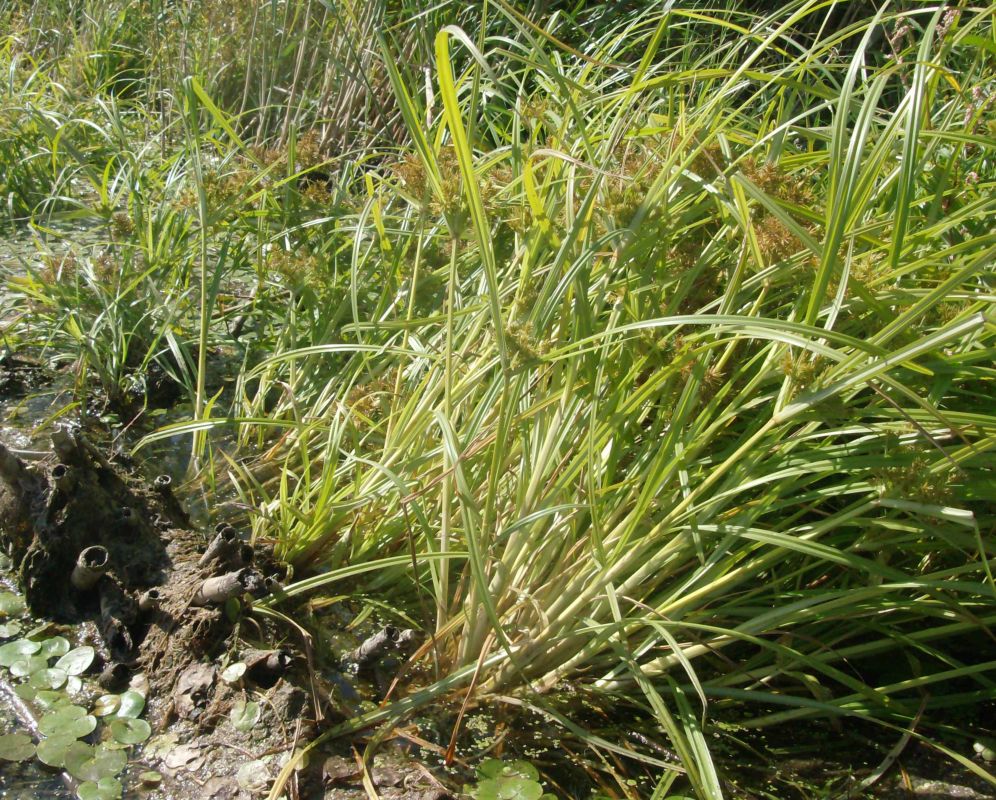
[0,676,78,793]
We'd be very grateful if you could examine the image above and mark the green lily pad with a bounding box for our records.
[0,638,41,666]
[9,654,50,677]
[39,707,96,739]
[13,683,37,701]
[115,690,145,719]
[0,733,35,762]
[37,636,71,659]
[139,771,163,786]
[28,667,68,689]
[474,777,544,800]
[55,646,95,676]
[77,778,123,800]
[109,717,151,745]
[36,735,77,767]
[92,694,121,717]
[478,760,540,782]
[35,690,71,710]
[65,675,84,695]
[0,621,23,638]
[230,699,261,732]
[0,592,26,617]
[221,662,247,683]
[64,742,128,782]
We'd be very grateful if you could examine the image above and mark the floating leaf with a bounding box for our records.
[139,771,163,787]
[230,699,261,732]
[13,683,36,701]
[64,742,127,782]
[221,662,247,683]
[92,694,120,717]
[115,690,145,719]
[0,592,26,618]
[109,717,151,745]
[0,621,23,637]
[34,690,70,710]
[473,777,544,800]
[0,733,34,762]
[9,654,49,677]
[28,667,68,689]
[0,638,41,666]
[66,676,84,695]
[36,735,77,767]
[39,707,96,739]
[478,760,540,782]
[55,646,95,676]
[37,636,71,659]
[77,778,123,800]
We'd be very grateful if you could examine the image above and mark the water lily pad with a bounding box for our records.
[221,662,247,683]
[92,694,121,717]
[474,777,544,800]
[28,667,68,689]
[39,707,96,739]
[37,636,71,659]
[115,690,145,719]
[478,760,540,782]
[13,683,36,701]
[64,742,127,782]
[139,771,163,787]
[0,592,26,617]
[55,646,95,676]
[9,654,50,677]
[230,699,261,732]
[0,638,41,666]
[34,690,71,709]
[0,733,34,762]
[77,778,123,800]
[66,675,84,695]
[0,621,23,638]
[109,717,151,745]
[36,735,77,767]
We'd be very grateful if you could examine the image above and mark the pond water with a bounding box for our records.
[1,692,73,799]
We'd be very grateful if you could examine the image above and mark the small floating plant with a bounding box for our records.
[0,589,158,800]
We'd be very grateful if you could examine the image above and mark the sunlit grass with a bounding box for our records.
[1,0,994,796]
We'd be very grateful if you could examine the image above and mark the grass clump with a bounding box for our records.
[1,1,994,797]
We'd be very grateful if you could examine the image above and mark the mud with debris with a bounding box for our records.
[0,426,451,799]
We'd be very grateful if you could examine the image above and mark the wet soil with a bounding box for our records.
[0,399,456,799]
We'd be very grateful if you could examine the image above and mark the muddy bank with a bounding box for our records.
[0,427,451,799]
